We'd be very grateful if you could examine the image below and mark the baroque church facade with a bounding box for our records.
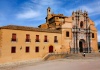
[0,7,98,63]
[39,7,98,53]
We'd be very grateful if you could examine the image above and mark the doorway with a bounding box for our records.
[79,41,83,52]
[49,46,53,53]
[79,39,85,53]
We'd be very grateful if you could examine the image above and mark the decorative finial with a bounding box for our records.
[72,11,74,15]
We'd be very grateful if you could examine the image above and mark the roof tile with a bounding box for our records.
[0,25,61,33]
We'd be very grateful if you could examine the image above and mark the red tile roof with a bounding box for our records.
[0,25,61,33]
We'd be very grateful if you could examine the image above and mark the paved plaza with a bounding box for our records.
[1,57,100,70]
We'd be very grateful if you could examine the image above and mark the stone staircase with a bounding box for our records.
[43,53,68,60]
[66,53,100,59]
[43,53,100,60]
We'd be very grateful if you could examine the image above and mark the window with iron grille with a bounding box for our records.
[54,36,58,43]
[11,47,16,53]
[44,35,48,42]
[66,31,69,37]
[35,46,39,52]
[12,33,16,41]
[26,34,30,42]
[36,35,40,42]
[26,47,30,53]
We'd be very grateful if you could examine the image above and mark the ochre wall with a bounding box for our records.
[0,29,62,63]
[91,30,98,52]
[61,22,72,53]
[0,30,2,57]
[0,7,98,63]
[90,21,98,52]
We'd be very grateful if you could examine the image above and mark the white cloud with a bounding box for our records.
[16,0,62,20]
[31,0,61,6]
[16,9,40,19]
[66,6,96,15]
[98,31,100,42]
[15,0,100,28]
[94,20,100,27]
[79,6,93,13]
[98,35,100,42]
[64,6,94,16]
[80,3,100,16]
[65,0,100,17]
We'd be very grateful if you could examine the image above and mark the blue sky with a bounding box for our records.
[0,0,100,41]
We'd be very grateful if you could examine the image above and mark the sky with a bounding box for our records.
[0,0,100,41]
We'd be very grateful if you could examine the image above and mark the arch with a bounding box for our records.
[80,21,83,28]
[79,39,85,53]
[49,45,53,53]
[49,9,50,12]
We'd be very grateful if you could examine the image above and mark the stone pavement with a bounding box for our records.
[12,58,100,70]
[0,57,100,70]
[0,53,100,70]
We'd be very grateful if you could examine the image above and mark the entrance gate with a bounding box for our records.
[49,46,53,53]
[79,39,85,53]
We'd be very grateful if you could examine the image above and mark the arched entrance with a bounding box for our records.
[49,46,53,53]
[79,39,85,53]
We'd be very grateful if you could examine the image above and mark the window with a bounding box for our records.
[92,33,94,38]
[11,47,16,53]
[66,31,69,37]
[80,21,83,28]
[26,34,30,42]
[49,9,50,12]
[54,36,58,43]
[35,46,39,52]
[44,35,48,42]
[56,17,58,19]
[12,33,16,41]
[26,47,29,53]
[54,23,56,26]
[72,17,74,20]
[36,35,40,42]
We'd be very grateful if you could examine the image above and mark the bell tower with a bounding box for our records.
[46,7,51,23]
[47,7,51,15]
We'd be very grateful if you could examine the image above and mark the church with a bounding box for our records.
[0,7,98,63]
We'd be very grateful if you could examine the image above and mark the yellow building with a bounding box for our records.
[0,7,98,63]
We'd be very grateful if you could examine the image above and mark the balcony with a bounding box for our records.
[72,28,90,33]
[72,29,79,32]
[54,40,58,43]
[25,39,31,42]
[80,29,85,32]
[44,40,48,42]
[35,39,40,42]
[11,38,17,42]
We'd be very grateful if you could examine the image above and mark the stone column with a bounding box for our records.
[74,32,76,53]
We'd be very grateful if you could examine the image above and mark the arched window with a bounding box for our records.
[66,31,69,37]
[80,21,83,28]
